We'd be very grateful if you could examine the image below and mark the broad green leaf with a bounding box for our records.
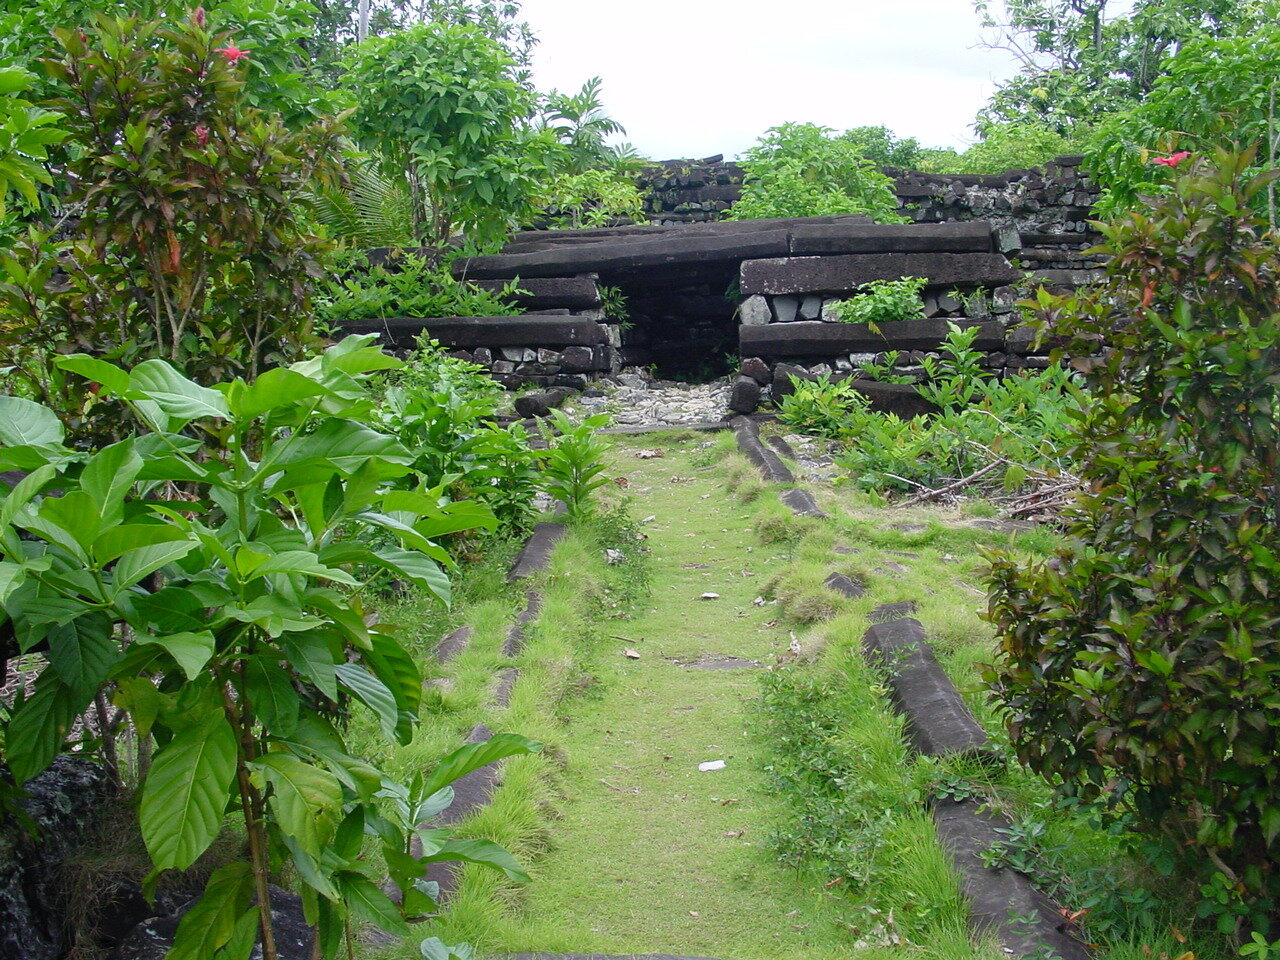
[0,463,56,527]
[414,787,454,824]
[0,561,27,604]
[366,631,421,743]
[112,677,164,738]
[255,752,342,857]
[167,862,255,960]
[113,540,198,592]
[46,612,118,697]
[334,662,399,740]
[141,709,238,870]
[419,733,543,800]
[279,832,341,901]
[93,524,188,566]
[80,441,142,526]
[244,657,300,736]
[4,670,93,783]
[127,587,208,635]
[241,550,359,586]
[129,360,229,423]
[372,547,451,605]
[282,632,338,700]
[35,491,100,557]
[0,68,31,97]
[226,367,336,422]
[0,396,63,447]
[284,716,380,799]
[269,419,412,477]
[335,872,408,936]
[320,335,403,375]
[137,631,216,680]
[421,837,529,883]
[53,354,132,395]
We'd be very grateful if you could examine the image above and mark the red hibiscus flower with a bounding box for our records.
[1152,150,1191,167]
[216,46,248,63]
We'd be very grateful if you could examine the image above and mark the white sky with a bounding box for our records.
[518,0,1026,161]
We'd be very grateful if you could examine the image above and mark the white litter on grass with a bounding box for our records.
[605,548,625,564]
[698,592,720,600]
[641,515,657,523]
[698,760,726,772]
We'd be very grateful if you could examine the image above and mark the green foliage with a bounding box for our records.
[727,122,908,224]
[0,335,540,955]
[778,345,1083,495]
[1088,9,1280,218]
[310,151,418,249]
[314,252,522,327]
[920,121,1086,175]
[838,125,924,168]
[826,277,927,326]
[537,169,647,228]
[378,337,541,531]
[537,76,633,175]
[0,12,342,424]
[983,151,1280,938]
[537,410,611,519]
[342,21,551,246]
[974,0,1245,133]
[0,68,66,214]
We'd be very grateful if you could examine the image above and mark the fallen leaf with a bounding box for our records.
[689,911,700,918]
[623,648,641,659]
[724,830,746,838]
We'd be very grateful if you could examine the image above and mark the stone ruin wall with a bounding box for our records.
[341,155,1108,406]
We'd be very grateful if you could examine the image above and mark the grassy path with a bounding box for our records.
[480,432,861,959]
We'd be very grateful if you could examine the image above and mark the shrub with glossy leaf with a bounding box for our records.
[538,410,611,518]
[727,122,907,224]
[826,277,927,327]
[984,150,1280,937]
[0,335,540,958]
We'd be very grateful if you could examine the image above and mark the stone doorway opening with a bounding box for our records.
[610,267,740,382]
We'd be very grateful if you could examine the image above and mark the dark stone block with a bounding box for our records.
[454,230,792,281]
[861,618,996,760]
[848,379,939,419]
[740,252,1021,296]
[557,345,597,373]
[551,374,589,391]
[436,625,473,664]
[740,356,771,385]
[780,488,827,518]
[503,593,542,657]
[788,221,993,256]
[508,522,567,581]
[514,387,573,419]
[824,572,866,599]
[770,363,814,399]
[933,799,1092,960]
[728,376,761,414]
[741,320,1004,358]
[474,276,602,310]
[491,667,519,708]
[337,316,607,351]
[730,416,794,484]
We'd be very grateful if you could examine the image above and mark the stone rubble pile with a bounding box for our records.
[573,370,733,427]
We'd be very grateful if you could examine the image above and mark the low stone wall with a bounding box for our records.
[634,154,1106,290]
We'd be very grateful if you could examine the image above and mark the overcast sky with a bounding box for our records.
[518,0,1025,162]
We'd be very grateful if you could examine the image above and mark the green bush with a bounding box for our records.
[314,252,522,327]
[727,122,907,223]
[777,323,1084,495]
[826,277,927,326]
[984,151,1280,938]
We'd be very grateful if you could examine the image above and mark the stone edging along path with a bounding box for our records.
[730,421,1091,960]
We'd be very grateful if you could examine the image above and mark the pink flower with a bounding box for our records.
[192,6,206,28]
[215,46,248,63]
[1152,151,1191,168]
[195,124,210,147]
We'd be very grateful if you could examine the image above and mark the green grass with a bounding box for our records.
[353,425,1232,960]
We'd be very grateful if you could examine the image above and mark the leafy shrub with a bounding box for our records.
[0,12,341,423]
[538,410,611,518]
[536,169,647,228]
[378,337,540,531]
[777,324,1084,495]
[0,336,538,956]
[728,122,907,223]
[826,277,927,326]
[314,252,522,327]
[984,151,1280,938]
[342,22,552,246]
[917,121,1087,175]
